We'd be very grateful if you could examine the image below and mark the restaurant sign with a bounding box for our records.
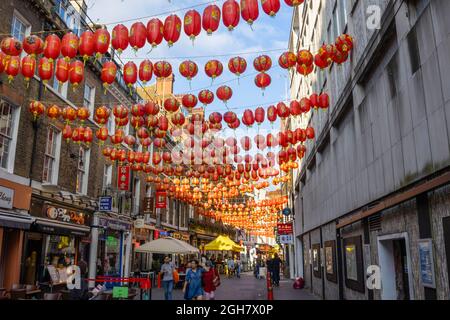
[0,186,14,209]
[118,166,130,191]
[277,223,293,235]
[45,205,86,225]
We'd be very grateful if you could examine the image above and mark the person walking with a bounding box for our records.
[227,257,235,278]
[266,256,273,284]
[202,261,220,300]
[235,257,241,278]
[271,253,283,287]
[183,260,204,300]
[160,256,175,300]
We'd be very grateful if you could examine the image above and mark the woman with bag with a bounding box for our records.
[183,260,203,300]
[159,256,175,300]
[202,261,220,300]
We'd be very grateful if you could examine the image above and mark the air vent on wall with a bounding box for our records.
[368,213,382,232]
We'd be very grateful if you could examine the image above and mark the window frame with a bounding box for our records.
[42,126,62,185]
[0,100,21,174]
[76,146,90,195]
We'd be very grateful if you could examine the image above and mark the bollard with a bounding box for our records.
[267,271,274,300]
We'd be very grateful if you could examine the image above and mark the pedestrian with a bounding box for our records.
[183,260,203,300]
[202,261,220,300]
[227,257,235,278]
[160,256,175,300]
[266,256,273,283]
[271,253,283,287]
[235,257,241,278]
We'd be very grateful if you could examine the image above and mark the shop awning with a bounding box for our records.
[0,211,34,229]
[34,218,91,237]
[204,236,244,252]
[135,237,199,254]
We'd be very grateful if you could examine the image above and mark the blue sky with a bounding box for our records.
[87,0,293,137]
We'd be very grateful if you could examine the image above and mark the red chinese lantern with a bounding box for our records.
[101,61,117,91]
[130,116,144,129]
[290,100,301,116]
[55,58,70,85]
[69,60,84,90]
[111,129,125,145]
[202,4,221,35]
[43,34,61,62]
[261,0,281,17]
[83,127,94,145]
[297,49,313,66]
[314,53,331,69]
[63,125,73,142]
[209,112,223,124]
[284,0,304,6]
[171,113,186,127]
[158,115,169,131]
[276,102,290,119]
[71,126,84,144]
[319,93,330,109]
[255,107,265,125]
[332,50,349,65]
[112,24,129,54]
[23,35,44,57]
[297,144,307,159]
[254,72,271,92]
[309,94,319,109]
[79,31,95,63]
[305,127,315,140]
[254,55,272,72]
[129,22,147,51]
[47,105,61,121]
[296,63,314,76]
[205,60,223,81]
[267,105,277,123]
[228,56,247,78]
[144,101,160,116]
[146,18,164,48]
[279,51,297,69]
[179,60,198,81]
[29,101,45,120]
[164,97,180,113]
[93,28,110,60]
[137,127,150,140]
[216,85,233,105]
[228,118,240,130]
[123,61,137,93]
[241,0,259,25]
[0,52,6,73]
[318,44,337,63]
[242,109,255,127]
[267,133,278,147]
[296,128,306,143]
[139,59,153,84]
[62,106,77,124]
[4,56,20,83]
[131,103,144,118]
[146,115,158,128]
[153,61,172,78]
[224,111,237,124]
[38,57,54,85]
[124,135,137,147]
[164,14,182,47]
[182,94,198,110]
[336,34,354,53]
[184,10,202,42]
[241,136,252,151]
[198,89,214,106]
[21,55,36,86]
[96,127,109,144]
[1,37,22,57]
[61,32,79,61]
[77,107,90,122]
[222,0,240,31]
[94,106,110,125]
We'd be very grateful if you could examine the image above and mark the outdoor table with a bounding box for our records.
[25,289,41,298]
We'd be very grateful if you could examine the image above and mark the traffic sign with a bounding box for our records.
[99,196,113,212]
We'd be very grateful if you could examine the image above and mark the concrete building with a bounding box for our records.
[290,0,450,300]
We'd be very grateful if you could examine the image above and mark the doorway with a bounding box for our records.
[377,233,414,300]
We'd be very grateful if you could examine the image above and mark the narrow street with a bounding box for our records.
[151,273,317,301]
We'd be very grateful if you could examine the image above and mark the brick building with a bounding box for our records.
[0,0,153,290]
[290,0,450,300]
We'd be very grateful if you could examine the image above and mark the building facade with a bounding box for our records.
[290,0,450,300]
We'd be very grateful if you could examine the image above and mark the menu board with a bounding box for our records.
[47,265,68,284]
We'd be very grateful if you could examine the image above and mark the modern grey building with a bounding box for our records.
[289,0,450,300]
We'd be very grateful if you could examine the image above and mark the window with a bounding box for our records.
[106,106,115,136]
[83,83,95,117]
[76,147,90,194]
[102,164,112,191]
[53,75,68,98]
[0,100,19,172]
[133,178,141,216]
[55,0,81,35]
[43,127,61,184]
[11,12,30,42]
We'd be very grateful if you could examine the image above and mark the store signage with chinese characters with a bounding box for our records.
[44,205,85,225]
[155,191,167,209]
[0,186,14,209]
[118,166,130,191]
[277,223,293,235]
[143,197,154,213]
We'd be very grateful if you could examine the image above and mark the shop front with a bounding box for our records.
[23,197,92,286]
[88,213,132,287]
[131,218,154,273]
[0,179,33,290]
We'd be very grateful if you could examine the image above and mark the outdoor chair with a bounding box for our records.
[43,293,62,300]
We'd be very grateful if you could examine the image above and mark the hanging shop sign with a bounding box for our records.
[98,217,132,232]
[44,205,86,225]
[282,207,292,216]
[155,191,167,209]
[118,166,130,191]
[99,196,113,212]
[143,196,154,213]
[279,234,294,245]
[277,223,293,235]
[0,186,14,209]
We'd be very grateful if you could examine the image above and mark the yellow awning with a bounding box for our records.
[204,235,244,252]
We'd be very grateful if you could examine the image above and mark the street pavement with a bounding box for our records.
[150,272,317,301]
